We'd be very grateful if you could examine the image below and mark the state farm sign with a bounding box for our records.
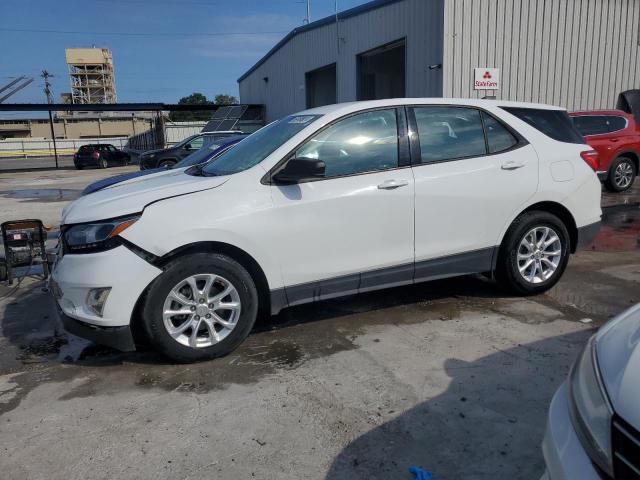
[474,68,500,90]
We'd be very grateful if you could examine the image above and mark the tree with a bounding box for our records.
[169,93,240,121]
[214,94,238,105]
[169,92,214,121]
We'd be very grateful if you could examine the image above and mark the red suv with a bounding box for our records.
[570,110,639,192]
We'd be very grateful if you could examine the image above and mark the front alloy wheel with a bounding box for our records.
[162,273,241,348]
[140,252,258,362]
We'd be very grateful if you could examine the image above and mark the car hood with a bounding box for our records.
[596,303,640,430]
[81,168,165,195]
[63,169,229,224]
[141,148,165,156]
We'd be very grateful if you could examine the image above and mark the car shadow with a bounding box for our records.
[0,273,511,369]
[323,329,593,480]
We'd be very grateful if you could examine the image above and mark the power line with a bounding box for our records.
[0,27,289,37]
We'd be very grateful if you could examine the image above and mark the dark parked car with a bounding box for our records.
[139,131,241,170]
[81,135,248,195]
[74,144,130,169]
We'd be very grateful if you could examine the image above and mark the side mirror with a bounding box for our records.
[272,157,325,184]
[184,144,193,151]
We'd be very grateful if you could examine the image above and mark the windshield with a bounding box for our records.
[175,142,223,168]
[198,114,322,176]
[172,134,197,149]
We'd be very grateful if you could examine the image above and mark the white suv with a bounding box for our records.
[52,99,602,362]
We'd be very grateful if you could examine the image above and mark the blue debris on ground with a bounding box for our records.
[409,466,433,479]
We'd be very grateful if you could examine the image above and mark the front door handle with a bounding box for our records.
[377,179,409,190]
[501,161,525,170]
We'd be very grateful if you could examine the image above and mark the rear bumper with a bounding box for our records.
[58,306,136,351]
[575,221,601,251]
[74,157,97,167]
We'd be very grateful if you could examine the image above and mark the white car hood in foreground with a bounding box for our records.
[596,303,640,430]
[63,169,229,224]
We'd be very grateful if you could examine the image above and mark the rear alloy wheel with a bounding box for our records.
[516,226,562,284]
[497,211,570,295]
[141,253,258,362]
[606,157,636,192]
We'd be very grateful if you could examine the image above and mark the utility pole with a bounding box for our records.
[42,70,59,168]
[41,70,54,104]
[305,0,311,24]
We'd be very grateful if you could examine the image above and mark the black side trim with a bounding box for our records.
[414,247,494,283]
[269,248,496,313]
[58,308,136,351]
[576,221,602,251]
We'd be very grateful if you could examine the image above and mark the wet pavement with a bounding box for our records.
[0,172,638,479]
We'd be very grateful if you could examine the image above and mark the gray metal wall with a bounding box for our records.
[443,0,640,110]
[239,0,444,121]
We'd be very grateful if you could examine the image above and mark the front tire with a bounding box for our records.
[605,156,636,192]
[99,158,108,169]
[140,253,258,362]
[496,211,570,295]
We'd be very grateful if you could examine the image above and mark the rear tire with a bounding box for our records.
[496,211,570,295]
[140,253,258,362]
[99,158,108,169]
[605,156,636,192]
[75,164,83,170]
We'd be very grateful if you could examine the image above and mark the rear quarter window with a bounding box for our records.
[502,107,585,144]
[572,115,627,136]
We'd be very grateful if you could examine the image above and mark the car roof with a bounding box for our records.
[297,98,567,118]
[569,109,632,117]
[200,130,243,136]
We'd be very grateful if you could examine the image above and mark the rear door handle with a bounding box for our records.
[377,179,409,189]
[501,161,525,170]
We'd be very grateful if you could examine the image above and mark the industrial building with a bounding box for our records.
[239,0,640,122]
[66,48,117,104]
[0,116,151,140]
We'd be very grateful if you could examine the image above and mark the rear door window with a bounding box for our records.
[502,107,584,144]
[411,106,486,163]
[482,112,518,153]
[572,115,627,136]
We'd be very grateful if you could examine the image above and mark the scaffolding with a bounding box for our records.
[65,48,117,104]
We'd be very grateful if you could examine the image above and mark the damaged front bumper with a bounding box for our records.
[51,244,162,350]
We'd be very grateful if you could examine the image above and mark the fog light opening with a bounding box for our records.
[86,287,111,317]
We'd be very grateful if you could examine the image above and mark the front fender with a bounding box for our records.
[120,179,284,290]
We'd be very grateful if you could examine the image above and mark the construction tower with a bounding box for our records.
[65,48,117,104]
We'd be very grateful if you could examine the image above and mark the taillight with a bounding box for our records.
[92,151,100,160]
[580,150,599,171]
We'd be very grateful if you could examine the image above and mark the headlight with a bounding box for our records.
[63,215,139,253]
[568,335,614,476]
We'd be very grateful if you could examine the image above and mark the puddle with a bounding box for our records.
[588,204,640,252]
[0,188,79,202]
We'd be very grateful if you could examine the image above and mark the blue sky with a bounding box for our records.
[0,0,369,104]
